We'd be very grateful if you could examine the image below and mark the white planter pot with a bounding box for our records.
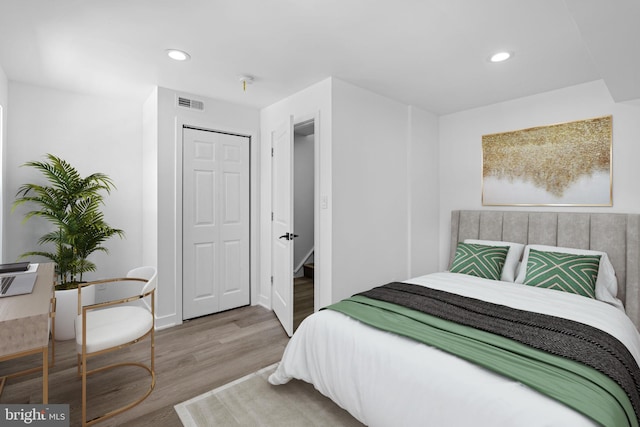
[54,285,96,341]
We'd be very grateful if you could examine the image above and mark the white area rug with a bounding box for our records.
[174,363,364,426]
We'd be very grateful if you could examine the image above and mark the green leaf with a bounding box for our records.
[13,154,124,286]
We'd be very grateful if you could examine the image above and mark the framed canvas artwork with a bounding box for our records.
[482,115,612,206]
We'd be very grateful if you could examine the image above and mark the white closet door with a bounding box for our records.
[183,127,250,320]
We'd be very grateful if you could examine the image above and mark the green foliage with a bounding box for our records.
[13,154,124,288]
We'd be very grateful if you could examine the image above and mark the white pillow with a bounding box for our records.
[515,244,623,311]
[464,239,524,282]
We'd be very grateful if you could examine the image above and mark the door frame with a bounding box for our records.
[175,118,259,325]
[293,112,321,314]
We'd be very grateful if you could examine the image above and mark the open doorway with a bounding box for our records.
[293,119,314,331]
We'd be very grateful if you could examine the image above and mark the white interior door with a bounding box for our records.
[272,117,294,336]
[183,127,250,320]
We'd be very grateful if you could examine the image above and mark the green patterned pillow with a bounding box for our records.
[450,242,509,281]
[523,249,600,298]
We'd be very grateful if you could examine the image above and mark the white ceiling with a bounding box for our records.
[0,0,638,115]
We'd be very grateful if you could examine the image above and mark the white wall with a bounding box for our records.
[5,83,143,285]
[408,106,440,277]
[152,87,260,329]
[0,64,7,262]
[331,79,411,301]
[334,86,439,288]
[142,87,158,272]
[438,80,640,269]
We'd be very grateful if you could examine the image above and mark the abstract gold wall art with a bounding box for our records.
[482,115,612,206]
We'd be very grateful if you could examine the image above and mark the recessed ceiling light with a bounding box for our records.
[490,51,512,63]
[166,49,191,61]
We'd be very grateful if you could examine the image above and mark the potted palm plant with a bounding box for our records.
[13,154,124,340]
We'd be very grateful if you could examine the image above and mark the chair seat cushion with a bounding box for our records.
[76,306,153,354]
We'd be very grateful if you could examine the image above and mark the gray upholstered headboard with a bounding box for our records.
[449,210,640,329]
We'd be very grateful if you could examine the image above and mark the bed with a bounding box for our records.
[269,211,640,426]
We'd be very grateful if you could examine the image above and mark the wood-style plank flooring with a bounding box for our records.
[293,276,314,332]
[0,305,290,426]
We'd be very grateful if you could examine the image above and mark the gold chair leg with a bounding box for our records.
[80,331,156,426]
[42,347,48,404]
[50,337,55,368]
[82,352,87,427]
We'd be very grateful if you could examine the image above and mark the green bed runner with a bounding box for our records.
[327,295,637,427]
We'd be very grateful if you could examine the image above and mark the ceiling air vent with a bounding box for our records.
[177,96,204,111]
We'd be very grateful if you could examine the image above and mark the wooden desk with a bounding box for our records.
[0,263,54,403]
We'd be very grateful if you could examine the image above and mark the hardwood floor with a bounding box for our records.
[0,305,290,426]
[293,276,314,332]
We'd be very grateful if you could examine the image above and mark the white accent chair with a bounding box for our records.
[75,266,157,426]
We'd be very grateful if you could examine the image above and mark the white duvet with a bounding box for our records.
[269,272,640,427]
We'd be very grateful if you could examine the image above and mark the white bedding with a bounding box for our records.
[269,272,640,427]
